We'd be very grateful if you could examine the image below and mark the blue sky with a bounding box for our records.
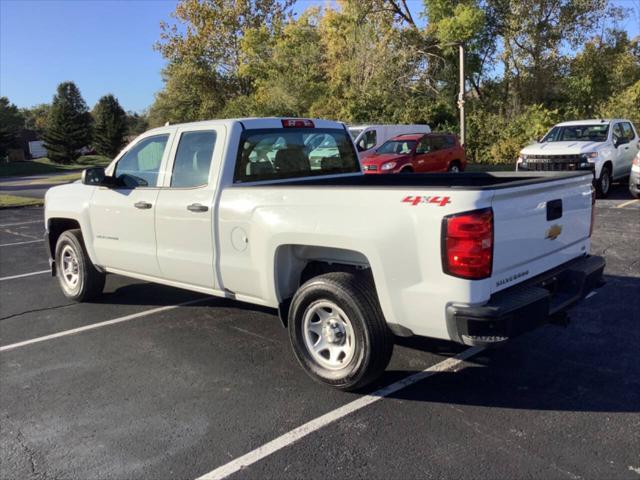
[1,0,638,113]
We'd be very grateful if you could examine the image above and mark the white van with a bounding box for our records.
[348,124,431,158]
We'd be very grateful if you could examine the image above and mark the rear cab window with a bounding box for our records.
[234,128,360,183]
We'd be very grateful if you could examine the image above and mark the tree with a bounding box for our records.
[0,97,24,160]
[21,104,50,136]
[566,31,640,117]
[126,111,149,136]
[92,95,128,158]
[240,9,328,117]
[43,82,92,164]
[149,0,295,125]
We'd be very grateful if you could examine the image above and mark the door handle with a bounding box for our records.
[134,201,152,209]
[187,203,209,212]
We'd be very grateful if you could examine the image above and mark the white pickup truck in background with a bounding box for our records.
[517,119,640,197]
[44,117,605,390]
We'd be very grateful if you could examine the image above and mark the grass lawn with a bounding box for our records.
[0,194,43,208]
[29,172,82,185]
[465,163,515,172]
[0,156,111,178]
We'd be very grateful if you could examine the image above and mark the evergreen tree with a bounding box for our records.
[43,82,92,164]
[0,97,24,160]
[92,94,128,158]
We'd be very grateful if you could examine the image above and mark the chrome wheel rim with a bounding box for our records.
[450,165,460,173]
[303,301,355,370]
[61,244,80,290]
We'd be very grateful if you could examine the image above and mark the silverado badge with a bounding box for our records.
[546,224,563,240]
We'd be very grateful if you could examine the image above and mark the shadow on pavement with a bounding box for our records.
[376,273,639,413]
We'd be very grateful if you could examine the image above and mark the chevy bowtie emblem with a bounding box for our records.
[546,224,563,240]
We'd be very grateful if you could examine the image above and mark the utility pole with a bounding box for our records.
[457,43,465,146]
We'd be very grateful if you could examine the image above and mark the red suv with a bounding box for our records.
[361,133,466,174]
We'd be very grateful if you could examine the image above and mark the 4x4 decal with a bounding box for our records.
[402,195,451,206]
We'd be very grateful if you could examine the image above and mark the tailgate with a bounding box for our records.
[490,173,593,293]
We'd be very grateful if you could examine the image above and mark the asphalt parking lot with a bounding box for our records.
[0,185,638,480]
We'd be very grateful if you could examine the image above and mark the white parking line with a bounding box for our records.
[0,270,50,281]
[616,199,639,209]
[196,345,484,480]
[0,239,43,247]
[0,298,206,352]
[0,220,42,228]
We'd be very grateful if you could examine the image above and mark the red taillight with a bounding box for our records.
[589,185,596,237]
[442,208,493,280]
[281,119,314,128]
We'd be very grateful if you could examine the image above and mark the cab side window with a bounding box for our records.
[443,136,456,148]
[170,130,217,188]
[115,135,169,188]
[430,136,445,151]
[357,130,377,151]
[613,123,626,145]
[621,122,635,142]
[416,138,430,154]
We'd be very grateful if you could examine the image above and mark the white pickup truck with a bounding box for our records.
[516,119,640,197]
[44,118,605,390]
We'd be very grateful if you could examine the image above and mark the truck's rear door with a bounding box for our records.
[490,173,594,293]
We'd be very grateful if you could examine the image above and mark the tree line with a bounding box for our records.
[148,0,639,164]
[0,83,148,164]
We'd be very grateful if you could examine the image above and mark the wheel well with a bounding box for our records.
[47,218,81,256]
[602,160,613,176]
[401,166,413,172]
[274,245,373,327]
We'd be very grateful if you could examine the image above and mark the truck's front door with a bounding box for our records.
[154,126,223,289]
[615,122,639,178]
[89,133,172,277]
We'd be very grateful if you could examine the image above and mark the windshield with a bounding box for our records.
[376,140,416,155]
[542,124,609,143]
[234,128,360,183]
[349,128,363,140]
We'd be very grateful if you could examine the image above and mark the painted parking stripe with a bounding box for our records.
[0,220,42,228]
[0,270,50,281]
[196,345,484,480]
[0,239,43,247]
[616,199,639,209]
[0,298,206,352]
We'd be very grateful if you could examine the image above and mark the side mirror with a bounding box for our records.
[81,167,109,186]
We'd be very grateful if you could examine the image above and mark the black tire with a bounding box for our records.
[596,164,612,198]
[288,271,393,391]
[448,161,462,173]
[55,229,105,302]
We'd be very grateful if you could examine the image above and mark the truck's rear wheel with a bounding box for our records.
[288,272,393,391]
[596,165,612,198]
[55,229,105,302]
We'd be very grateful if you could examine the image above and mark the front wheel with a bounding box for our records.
[55,229,105,302]
[596,165,612,198]
[288,272,393,391]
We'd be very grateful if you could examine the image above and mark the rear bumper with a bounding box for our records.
[446,255,605,347]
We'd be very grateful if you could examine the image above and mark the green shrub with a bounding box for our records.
[467,105,559,164]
